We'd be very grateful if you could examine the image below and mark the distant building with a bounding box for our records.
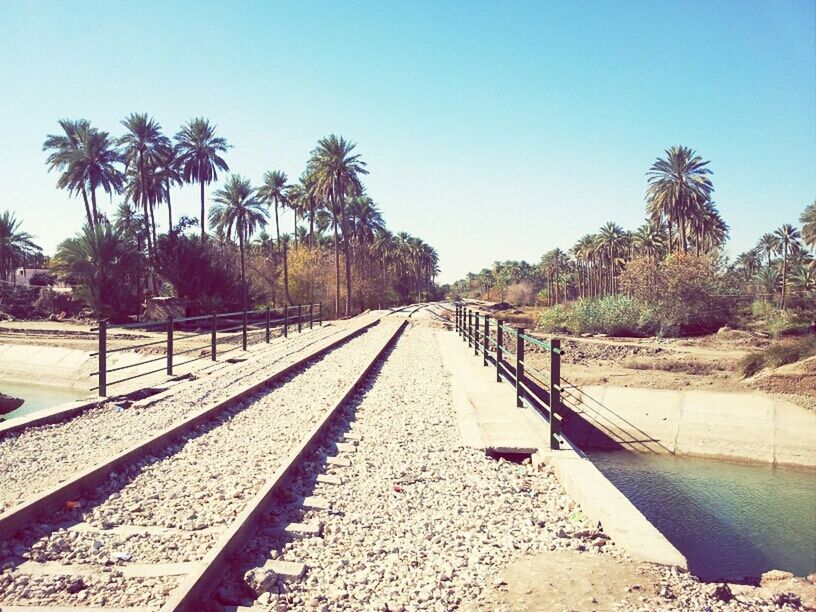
[5,268,49,286]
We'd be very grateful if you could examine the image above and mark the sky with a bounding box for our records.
[0,0,814,284]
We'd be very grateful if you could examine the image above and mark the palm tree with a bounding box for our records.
[646,146,714,253]
[373,228,395,308]
[118,113,171,251]
[209,175,268,312]
[156,147,182,230]
[757,233,778,268]
[307,135,368,317]
[52,224,143,319]
[257,170,289,253]
[774,223,801,310]
[43,120,123,229]
[802,201,816,252]
[174,118,230,241]
[0,212,41,282]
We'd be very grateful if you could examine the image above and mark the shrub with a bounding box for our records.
[539,296,658,336]
[619,253,742,334]
[538,304,571,332]
[505,281,536,306]
[153,233,244,313]
[51,224,144,321]
[28,271,55,286]
[739,336,816,377]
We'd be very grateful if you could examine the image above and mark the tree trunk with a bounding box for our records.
[274,202,280,252]
[166,181,173,231]
[333,220,340,317]
[239,224,246,312]
[200,181,206,241]
[781,244,788,310]
[340,201,352,317]
[309,205,315,248]
[81,186,94,229]
[283,240,291,305]
[90,187,99,226]
[293,211,297,249]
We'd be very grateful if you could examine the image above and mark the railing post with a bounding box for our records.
[242,310,248,351]
[496,320,503,382]
[211,314,217,361]
[467,310,472,346]
[298,304,302,333]
[166,317,174,376]
[265,307,271,343]
[516,327,525,407]
[309,304,314,329]
[319,303,323,326]
[456,305,460,333]
[283,306,288,338]
[550,338,562,450]
[98,319,107,397]
[474,312,480,356]
[483,315,489,366]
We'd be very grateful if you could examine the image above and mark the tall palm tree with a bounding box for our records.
[157,147,182,230]
[757,233,778,268]
[118,113,171,251]
[174,118,230,241]
[44,119,94,228]
[373,228,395,308]
[646,146,713,253]
[43,120,123,229]
[307,135,368,316]
[774,223,801,310]
[802,201,816,252]
[256,170,289,252]
[209,175,268,312]
[0,212,41,282]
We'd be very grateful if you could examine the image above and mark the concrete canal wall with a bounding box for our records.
[564,385,816,468]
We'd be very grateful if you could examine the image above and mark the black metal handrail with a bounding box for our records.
[454,303,564,450]
[93,303,323,396]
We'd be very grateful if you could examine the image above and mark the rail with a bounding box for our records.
[93,303,322,396]
[454,303,564,450]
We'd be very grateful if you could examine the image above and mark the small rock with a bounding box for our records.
[245,567,277,595]
[65,577,86,594]
[707,583,733,602]
[761,569,795,585]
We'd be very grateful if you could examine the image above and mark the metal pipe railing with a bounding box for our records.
[456,307,564,450]
[94,303,320,397]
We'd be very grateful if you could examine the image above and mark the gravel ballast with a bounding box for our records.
[219,322,802,611]
[0,320,364,512]
[0,320,399,609]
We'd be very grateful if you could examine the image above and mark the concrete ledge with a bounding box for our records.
[567,386,816,467]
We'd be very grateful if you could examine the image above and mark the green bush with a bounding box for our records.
[539,296,658,337]
[538,304,571,332]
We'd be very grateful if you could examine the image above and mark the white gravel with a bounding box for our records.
[217,323,800,612]
[0,320,400,609]
[217,323,604,610]
[0,319,367,512]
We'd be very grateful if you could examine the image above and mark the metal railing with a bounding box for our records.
[92,303,322,396]
[454,303,564,450]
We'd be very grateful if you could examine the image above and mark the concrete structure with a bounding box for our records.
[437,331,687,569]
[565,385,816,467]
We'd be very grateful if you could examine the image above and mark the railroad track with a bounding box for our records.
[0,318,407,610]
[0,319,369,512]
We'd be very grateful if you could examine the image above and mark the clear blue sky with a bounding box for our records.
[1,0,814,283]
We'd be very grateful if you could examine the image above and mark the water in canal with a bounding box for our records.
[588,451,816,582]
[0,381,87,420]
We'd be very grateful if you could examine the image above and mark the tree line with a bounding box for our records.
[451,146,815,312]
[32,115,439,320]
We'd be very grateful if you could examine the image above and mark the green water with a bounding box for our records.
[0,381,87,420]
[588,451,816,581]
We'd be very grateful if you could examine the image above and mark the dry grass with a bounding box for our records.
[739,335,816,378]
[622,358,726,376]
